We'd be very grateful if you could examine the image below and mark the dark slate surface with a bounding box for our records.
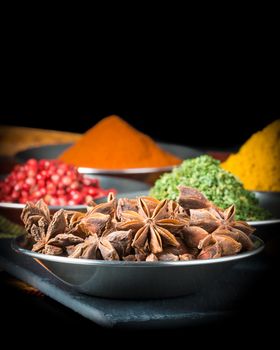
[0,238,270,329]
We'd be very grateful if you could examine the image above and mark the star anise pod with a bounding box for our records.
[116,196,159,221]
[72,194,116,237]
[178,186,212,210]
[193,205,255,252]
[69,230,133,260]
[179,185,255,232]
[69,234,100,259]
[116,198,138,220]
[100,229,133,259]
[190,205,254,234]
[181,226,209,248]
[197,229,243,259]
[178,185,255,258]
[182,207,248,250]
[146,237,197,261]
[21,199,50,236]
[197,219,255,259]
[21,187,257,261]
[166,200,189,223]
[22,201,83,255]
[118,197,185,254]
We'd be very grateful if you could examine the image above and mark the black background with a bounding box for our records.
[1,7,280,341]
[0,106,278,149]
[0,75,280,341]
[1,52,280,149]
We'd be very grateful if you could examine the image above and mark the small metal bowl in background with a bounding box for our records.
[12,234,264,299]
[15,143,203,184]
[0,175,150,225]
[254,191,280,220]
[251,192,280,252]
[249,191,280,238]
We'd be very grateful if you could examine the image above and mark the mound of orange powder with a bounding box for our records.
[59,115,181,169]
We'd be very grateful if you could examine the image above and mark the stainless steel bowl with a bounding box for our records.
[253,191,280,223]
[0,175,149,225]
[12,234,264,299]
[15,143,203,184]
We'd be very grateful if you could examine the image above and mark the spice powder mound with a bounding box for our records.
[222,119,280,191]
[21,187,256,262]
[59,115,182,169]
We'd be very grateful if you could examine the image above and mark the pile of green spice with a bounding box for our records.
[0,215,26,238]
[150,155,270,221]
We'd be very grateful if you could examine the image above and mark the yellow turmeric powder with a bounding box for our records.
[59,115,182,169]
[222,120,280,191]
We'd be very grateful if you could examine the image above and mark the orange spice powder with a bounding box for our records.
[59,115,182,169]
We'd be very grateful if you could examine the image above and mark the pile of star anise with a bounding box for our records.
[21,186,256,261]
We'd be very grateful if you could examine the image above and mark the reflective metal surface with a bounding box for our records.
[12,235,264,299]
[253,191,280,224]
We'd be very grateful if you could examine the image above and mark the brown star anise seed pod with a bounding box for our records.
[22,201,84,255]
[32,209,83,255]
[166,200,189,223]
[116,196,160,221]
[198,232,242,259]
[118,197,185,254]
[21,199,51,226]
[178,186,211,209]
[76,195,116,236]
[181,226,209,248]
[69,234,100,259]
[178,186,255,256]
[21,187,256,261]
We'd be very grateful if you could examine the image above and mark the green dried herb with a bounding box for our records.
[150,155,270,221]
[0,215,26,238]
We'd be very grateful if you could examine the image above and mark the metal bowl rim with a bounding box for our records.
[78,165,176,174]
[249,218,280,225]
[12,234,264,268]
[254,190,280,195]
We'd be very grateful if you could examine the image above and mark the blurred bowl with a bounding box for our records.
[248,191,280,235]
[15,143,203,184]
[0,175,150,225]
[12,234,264,299]
[254,191,280,219]
[251,191,280,245]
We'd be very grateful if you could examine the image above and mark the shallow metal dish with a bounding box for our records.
[12,234,264,299]
[15,143,203,184]
[252,191,280,225]
[0,175,149,225]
